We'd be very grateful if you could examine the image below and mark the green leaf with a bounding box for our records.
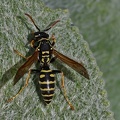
[0,0,114,119]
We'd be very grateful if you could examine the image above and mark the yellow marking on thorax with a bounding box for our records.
[41,57,50,63]
[47,58,50,62]
[42,51,49,54]
[41,58,44,62]
[40,88,55,91]
[38,38,49,42]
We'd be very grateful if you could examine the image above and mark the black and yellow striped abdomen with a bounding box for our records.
[39,69,55,104]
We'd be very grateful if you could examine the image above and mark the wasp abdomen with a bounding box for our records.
[39,70,55,104]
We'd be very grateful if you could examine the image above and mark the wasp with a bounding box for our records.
[7,13,89,110]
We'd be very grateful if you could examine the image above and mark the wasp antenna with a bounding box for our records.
[25,13,40,31]
[50,20,60,28]
[43,20,60,32]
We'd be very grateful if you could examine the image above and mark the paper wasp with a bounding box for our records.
[7,13,89,110]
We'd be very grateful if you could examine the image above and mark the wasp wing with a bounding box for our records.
[53,49,89,79]
[13,50,39,85]
[43,20,60,32]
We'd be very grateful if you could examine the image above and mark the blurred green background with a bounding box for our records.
[43,0,120,119]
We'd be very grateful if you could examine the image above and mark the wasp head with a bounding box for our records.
[34,31,49,41]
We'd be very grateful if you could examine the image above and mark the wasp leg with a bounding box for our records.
[30,31,36,48]
[30,40,35,48]
[13,49,27,60]
[7,70,32,102]
[52,70,74,110]
[50,34,56,46]
[13,49,31,60]
[60,72,74,110]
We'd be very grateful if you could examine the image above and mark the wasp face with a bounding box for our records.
[34,32,49,41]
